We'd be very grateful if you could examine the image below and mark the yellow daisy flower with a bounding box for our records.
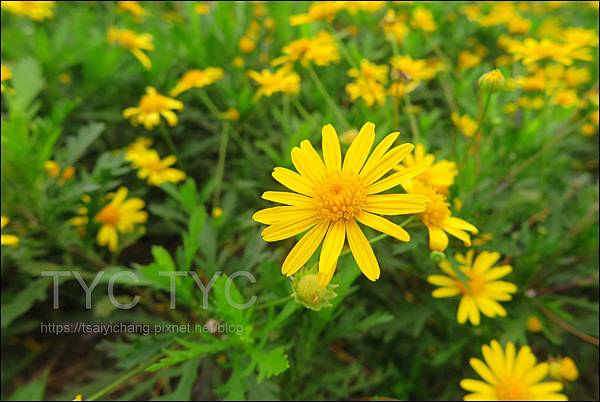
[411,7,437,32]
[94,187,148,252]
[451,113,478,138]
[397,144,458,194]
[253,122,429,285]
[126,147,186,186]
[461,340,567,401]
[247,67,300,100]
[272,31,340,67]
[1,216,19,246]
[526,315,543,333]
[123,87,184,130]
[170,67,224,97]
[117,1,147,21]
[1,1,55,21]
[107,27,155,70]
[404,181,477,251]
[390,55,438,81]
[548,356,578,382]
[508,38,592,66]
[348,59,389,84]
[387,80,420,98]
[345,77,387,107]
[428,250,517,325]
[289,2,340,26]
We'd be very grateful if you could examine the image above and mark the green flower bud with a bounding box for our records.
[292,272,337,311]
[430,250,446,263]
[478,69,506,93]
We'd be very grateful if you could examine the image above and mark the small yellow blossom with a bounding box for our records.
[107,28,154,70]
[194,2,211,15]
[117,1,147,21]
[232,56,245,69]
[508,38,592,66]
[404,181,477,251]
[212,207,223,218]
[247,67,300,100]
[1,216,19,246]
[387,80,419,98]
[451,113,478,138]
[381,9,409,44]
[126,147,186,186]
[390,55,437,81]
[239,36,256,53]
[429,251,516,325]
[526,315,543,332]
[123,87,184,130]
[273,31,340,67]
[461,340,567,400]
[289,2,340,26]
[170,67,224,97]
[44,160,61,178]
[219,107,240,122]
[458,51,483,71]
[58,72,72,85]
[94,187,148,252]
[348,59,389,84]
[548,357,579,382]
[345,78,386,107]
[398,144,458,194]
[411,7,437,32]
[552,89,580,108]
[1,1,55,20]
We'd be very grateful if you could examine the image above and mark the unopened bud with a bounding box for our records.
[292,272,337,311]
[430,250,446,263]
[479,69,506,93]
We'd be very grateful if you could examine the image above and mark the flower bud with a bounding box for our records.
[479,69,506,93]
[292,272,337,311]
[430,250,446,263]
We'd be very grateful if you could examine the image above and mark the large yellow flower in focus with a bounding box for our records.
[428,250,517,326]
[253,122,429,285]
[94,187,148,252]
[123,87,184,130]
[461,340,567,401]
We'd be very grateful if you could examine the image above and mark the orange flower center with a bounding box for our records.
[313,172,366,222]
[495,376,529,400]
[96,204,120,226]
[414,184,450,226]
[455,271,485,297]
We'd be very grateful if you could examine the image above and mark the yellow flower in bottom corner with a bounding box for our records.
[123,87,184,130]
[461,340,567,401]
[253,122,429,285]
[94,187,148,252]
[1,216,19,246]
[428,250,517,325]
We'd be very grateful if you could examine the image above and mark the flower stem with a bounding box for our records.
[255,295,294,310]
[213,122,230,207]
[306,63,350,130]
[403,92,421,143]
[159,124,186,171]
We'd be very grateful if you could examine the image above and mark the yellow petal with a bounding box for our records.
[262,191,313,206]
[342,122,375,174]
[253,206,316,225]
[318,220,345,285]
[364,194,428,215]
[346,219,380,281]
[366,164,429,195]
[261,215,320,242]
[356,211,410,241]
[272,167,313,196]
[322,124,341,171]
[358,131,400,178]
[360,143,414,186]
[427,224,449,251]
[282,221,329,276]
[469,357,498,385]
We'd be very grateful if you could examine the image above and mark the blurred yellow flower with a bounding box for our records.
[411,7,437,32]
[548,357,579,382]
[117,1,147,21]
[194,2,211,15]
[123,87,184,130]
[94,187,148,252]
[219,107,240,122]
[387,80,419,98]
[239,36,256,53]
[247,67,300,100]
[253,122,428,285]
[126,146,186,186]
[1,216,19,247]
[289,2,340,26]
[273,31,340,67]
[458,51,483,71]
[1,1,55,20]
[338,1,385,14]
[107,27,154,70]
[451,112,478,138]
[346,77,386,107]
[526,315,543,332]
[552,89,580,108]
[429,251,516,325]
[461,340,567,400]
[212,207,223,218]
[404,181,477,251]
[390,55,437,81]
[232,56,245,69]
[381,9,409,44]
[348,59,389,84]
[170,67,224,97]
[1,64,11,93]
[44,160,61,178]
[508,38,592,65]
[398,143,458,194]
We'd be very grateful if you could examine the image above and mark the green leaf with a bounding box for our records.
[1,279,49,328]
[251,346,289,383]
[58,122,105,166]
[7,370,48,401]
